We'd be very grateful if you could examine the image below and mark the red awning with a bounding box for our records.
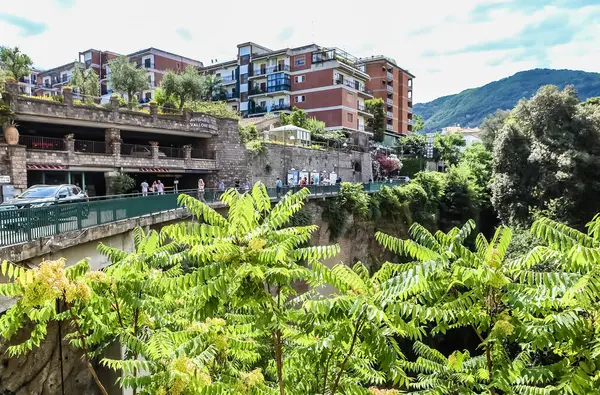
[26,164,68,170]
[139,168,170,173]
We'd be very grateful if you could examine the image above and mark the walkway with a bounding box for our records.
[0,182,402,247]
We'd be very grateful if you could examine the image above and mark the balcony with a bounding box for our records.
[407,106,413,114]
[386,124,393,131]
[250,64,290,78]
[220,75,236,85]
[387,111,393,118]
[249,84,291,97]
[408,119,415,126]
[213,92,239,101]
[334,79,372,96]
[138,62,155,69]
[248,103,291,115]
[387,85,393,94]
[387,72,393,80]
[386,98,393,106]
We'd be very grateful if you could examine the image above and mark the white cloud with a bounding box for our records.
[1,0,599,103]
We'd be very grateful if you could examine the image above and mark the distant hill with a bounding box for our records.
[414,69,600,132]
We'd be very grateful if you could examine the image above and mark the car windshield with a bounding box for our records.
[19,186,60,198]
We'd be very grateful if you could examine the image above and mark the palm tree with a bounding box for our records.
[203,74,226,101]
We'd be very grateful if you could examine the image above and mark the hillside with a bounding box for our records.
[414,68,600,132]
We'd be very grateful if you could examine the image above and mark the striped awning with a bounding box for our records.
[26,164,68,170]
[140,168,170,173]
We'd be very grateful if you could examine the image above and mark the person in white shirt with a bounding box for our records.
[197,178,206,202]
[157,180,165,195]
[141,180,149,196]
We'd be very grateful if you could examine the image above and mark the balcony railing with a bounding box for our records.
[386,124,393,131]
[220,75,236,83]
[334,79,371,95]
[74,140,108,154]
[268,84,291,93]
[138,62,155,69]
[358,103,366,112]
[386,98,393,106]
[408,106,413,114]
[358,124,365,132]
[249,87,267,95]
[21,135,66,151]
[213,92,238,101]
[248,106,267,114]
[387,111,393,118]
[387,85,393,94]
[387,72,393,80]
[191,149,216,160]
[252,64,291,77]
[408,119,415,126]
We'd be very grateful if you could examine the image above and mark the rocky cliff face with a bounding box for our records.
[0,323,100,395]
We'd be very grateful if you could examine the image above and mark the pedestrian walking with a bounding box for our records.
[151,181,157,194]
[157,180,165,195]
[244,180,250,193]
[141,180,149,196]
[276,177,283,198]
[197,178,206,202]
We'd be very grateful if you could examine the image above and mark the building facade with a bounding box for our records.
[359,56,414,144]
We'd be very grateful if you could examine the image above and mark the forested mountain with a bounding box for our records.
[414,68,600,132]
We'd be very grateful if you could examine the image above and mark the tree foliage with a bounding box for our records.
[480,109,509,151]
[162,66,206,109]
[108,56,149,106]
[280,107,344,143]
[492,85,600,229]
[0,46,32,81]
[366,98,385,142]
[70,63,100,101]
[434,132,465,167]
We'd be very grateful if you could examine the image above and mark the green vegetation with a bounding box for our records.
[491,85,600,229]
[0,46,32,81]
[3,183,600,394]
[108,56,148,107]
[110,173,136,195]
[203,74,227,101]
[280,107,345,144]
[365,98,385,142]
[162,66,205,110]
[69,63,100,102]
[184,100,239,119]
[414,68,600,131]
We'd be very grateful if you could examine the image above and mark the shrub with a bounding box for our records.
[111,173,136,195]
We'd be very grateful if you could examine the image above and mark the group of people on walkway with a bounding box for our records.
[140,180,165,196]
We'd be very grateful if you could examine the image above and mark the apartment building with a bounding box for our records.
[34,62,82,97]
[203,42,375,137]
[79,48,203,102]
[202,59,239,111]
[17,69,40,96]
[359,56,414,144]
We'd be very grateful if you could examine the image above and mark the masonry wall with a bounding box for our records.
[249,144,373,187]
[205,118,251,187]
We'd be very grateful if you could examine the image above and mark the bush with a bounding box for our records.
[111,173,136,195]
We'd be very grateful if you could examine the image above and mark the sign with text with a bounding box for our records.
[189,116,217,131]
[0,175,10,184]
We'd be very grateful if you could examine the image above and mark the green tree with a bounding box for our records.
[412,114,424,133]
[161,65,205,110]
[70,63,99,101]
[110,173,135,194]
[492,85,600,228]
[202,74,226,101]
[365,98,385,142]
[108,56,148,107]
[397,132,426,157]
[0,46,32,81]
[480,109,509,151]
[434,132,465,167]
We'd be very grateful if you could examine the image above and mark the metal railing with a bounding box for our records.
[191,149,216,160]
[386,124,393,131]
[159,146,185,158]
[121,144,154,157]
[0,182,404,246]
[74,140,109,154]
[358,103,366,112]
[21,135,66,151]
[387,98,393,106]
[387,111,393,118]
[387,85,393,93]
[252,65,291,76]
[387,72,393,80]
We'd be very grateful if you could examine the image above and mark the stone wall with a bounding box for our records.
[5,83,220,137]
[249,144,373,187]
[206,118,250,187]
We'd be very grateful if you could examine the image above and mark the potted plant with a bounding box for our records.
[3,119,19,145]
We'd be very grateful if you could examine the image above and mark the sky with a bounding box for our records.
[1,0,600,103]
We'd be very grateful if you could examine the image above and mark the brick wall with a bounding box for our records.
[205,118,250,187]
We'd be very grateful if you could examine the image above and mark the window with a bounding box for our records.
[295,95,305,103]
[240,54,250,65]
[176,63,180,69]
[145,92,152,100]
[346,92,353,103]
[57,187,71,198]
[267,73,291,92]
[232,105,238,111]
[278,98,284,106]
[144,58,151,68]
[347,113,353,123]
[240,92,248,102]
[260,101,266,108]
[294,56,305,66]
[240,74,248,84]
[295,75,305,83]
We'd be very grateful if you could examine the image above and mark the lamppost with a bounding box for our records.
[336,142,348,181]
